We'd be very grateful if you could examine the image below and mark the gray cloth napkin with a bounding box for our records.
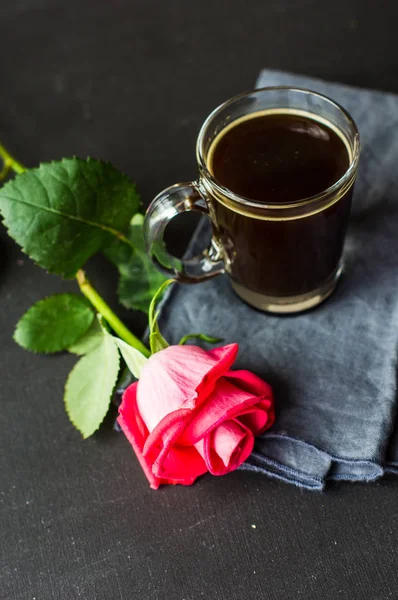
[157,70,398,490]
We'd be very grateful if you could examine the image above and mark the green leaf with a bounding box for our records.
[64,332,120,438]
[68,316,104,355]
[148,279,173,332]
[14,293,94,353]
[178,333,223,345]
[149,311,169,354]
[113,337,148,378]
[0,158,140,278]
[147,280,173,354]
[103,213,167,313]
[149,330,168,354]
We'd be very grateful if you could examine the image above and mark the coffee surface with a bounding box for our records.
[209,111,349,203]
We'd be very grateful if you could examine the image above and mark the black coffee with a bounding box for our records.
[208,111,353,299]
[209,112,349,204]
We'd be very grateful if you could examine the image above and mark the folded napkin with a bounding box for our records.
[157,70,398,490]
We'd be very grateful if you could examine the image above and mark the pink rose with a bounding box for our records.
[118,343,274,489]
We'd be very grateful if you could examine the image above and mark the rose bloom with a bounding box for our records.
[118,343,274,489]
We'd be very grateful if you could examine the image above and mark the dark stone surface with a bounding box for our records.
[1,2,398,598]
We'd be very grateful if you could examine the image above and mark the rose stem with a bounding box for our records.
[76,269,150,357]
[0,143,26,178]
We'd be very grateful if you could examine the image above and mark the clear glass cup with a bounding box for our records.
[144,87,360,313]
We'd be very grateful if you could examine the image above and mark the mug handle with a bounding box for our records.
[144,181,225,283]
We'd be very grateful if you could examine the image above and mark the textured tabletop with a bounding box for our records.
[1,2,398,599]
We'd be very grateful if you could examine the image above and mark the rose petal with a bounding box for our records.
[224,369,274,397]
[144,411,207,484]
[211,420,254,469]
[195,344,239,399]
[142,408,190,456]
[237,404,269,434]
[118,383,160,489]
[152,445,207,484]
[224,370,275,434]
[118,383,207,488]
[179,377,274,444]
[196,419,254,475]
[136,344,238,431]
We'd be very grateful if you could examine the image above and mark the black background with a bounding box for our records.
[1,2,398,599]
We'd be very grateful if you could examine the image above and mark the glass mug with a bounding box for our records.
[144,88,360,313]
